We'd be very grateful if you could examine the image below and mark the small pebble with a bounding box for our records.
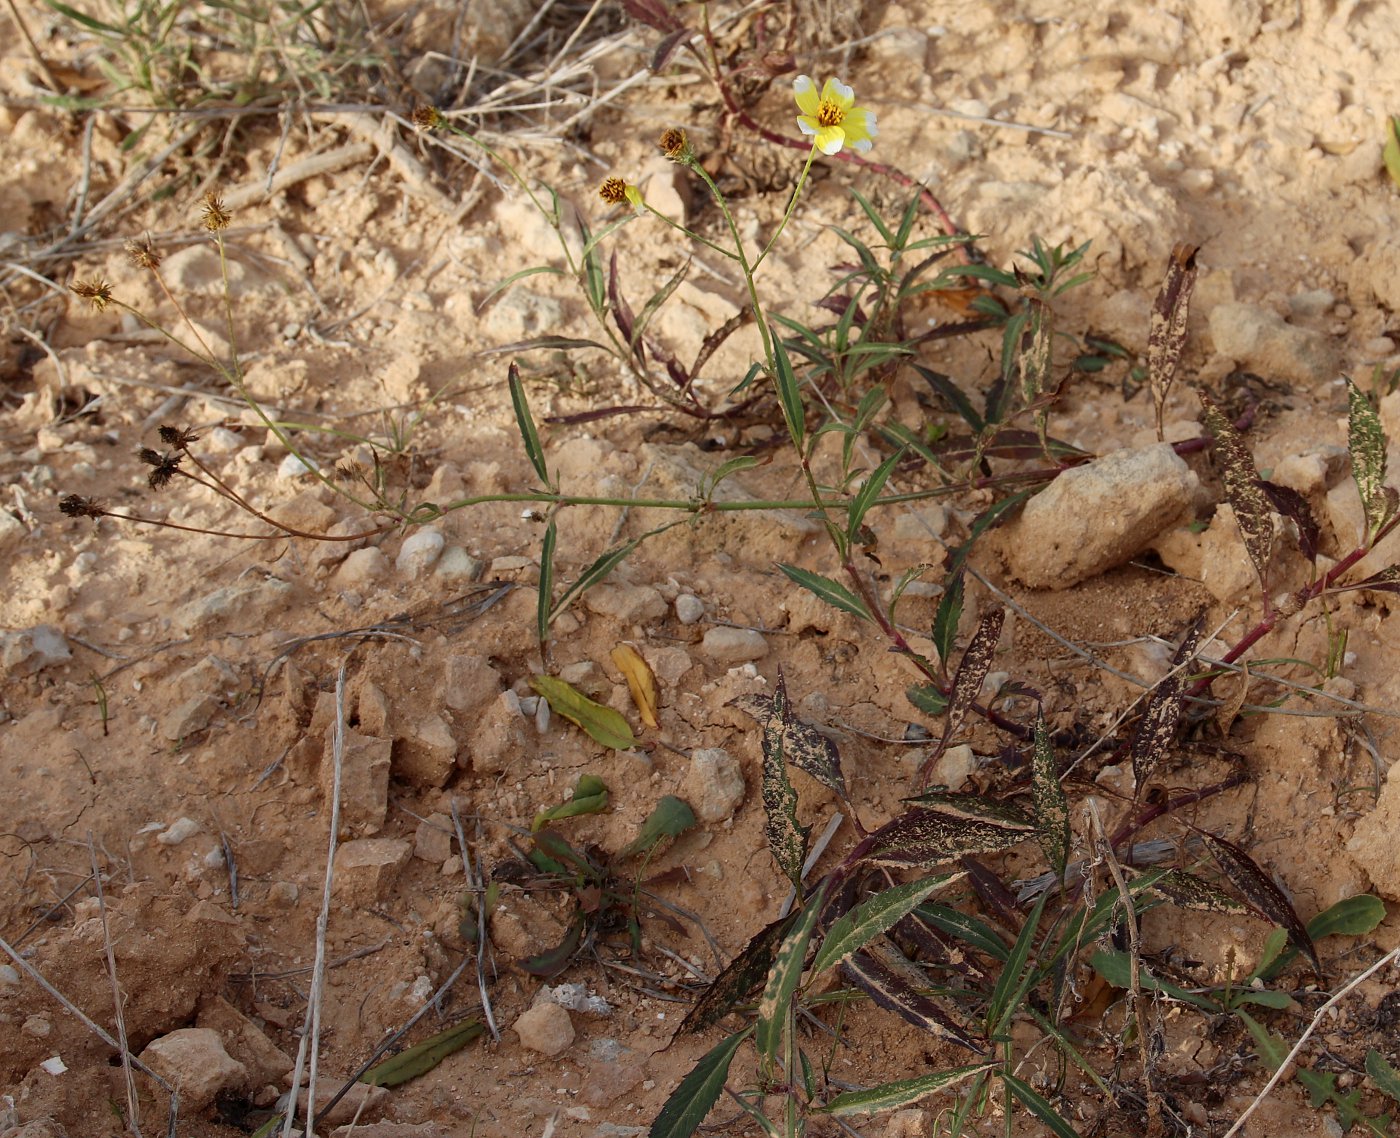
[514,1002,575,1057]
[276,453,318,479]
[674,594,705,625]
[23,1016,52,1037]
[156,817,202,846]
[395,527,445,575]
[0,964,20,986]
[700,626,768,664]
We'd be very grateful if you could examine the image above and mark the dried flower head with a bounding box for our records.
[659,128,692,162]
[139,448,183,490]
[60,494,105,519]
[598,177,645,212]
[71,279,114,312]
[412,105,445,131]
[125,235,162,270]
[793,76,877,155]
[199,191,231,232]
[158,424,200,449]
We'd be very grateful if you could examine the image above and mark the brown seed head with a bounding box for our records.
[598,177,628,205]
[71,279,114,312]
[139,448,183,490]
[158,424,200,449]
[659,128,691,161]
[125,235,162,270]
[199,191,231,232]
[60,494,105,520]
[412,106,445,131]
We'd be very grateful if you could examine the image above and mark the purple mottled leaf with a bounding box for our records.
[1148,244,1198,437]
[1201,392,1274,591]
[1202,831,1319,970]
[856,807,1027,870]
[1129,617,1201,791]
[729,691,847,797]
[679,913,794,1035]
[1257,479,1320,563]
[841,945,983,1053]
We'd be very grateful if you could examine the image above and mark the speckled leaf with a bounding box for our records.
[1201,391,1274,590]
[679,914,795,1035]
[1031,711,1069,881]
[857,807,1027,870]
[946,608,1004,743]
[1257,479,1321,562]
[730,692,847,797]
[1129,617,1200,790]
[1202,831,1319,970]
[1347,378,1395,542]
[1147,868,1249,914]
[1340,564,1400,595]
[761,677,810,893]
[359,1018,484,1086]
[756,886,824,1074]
[841,945,982,1052]
[648,1025,753,1138]
[531,674,636,750]
[1017,296,1053,405]
[899,791,1033,830]
[1148,244,1198,437]
[818,1062,994,1117]
[810,873,962,977]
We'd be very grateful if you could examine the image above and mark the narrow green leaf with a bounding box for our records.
[549,537,643,625]
[986,893,1048,1032]
[481,264,567,307]
[1307,893,1387,940]
[530,674,637,750]
[520,912,586,977]
[1236,1008,1290,1072]
[1367,1049,1400,1104]
[914,903,1010,962]
[777,563,871,622]
[704,455,763,497]
[1001,1073,1081,1138]
[359,1018,483,1086]
[847,448,904,539]
[632,257,691,352]
[1347,378,1394,541]
[537,519,556,646]
[578,214,606,314]
[648,1026,754,1138]
[932,570,964,672]
[810,873,962,977]
[44,0,125,35]
[770,331,806,451]
[760,677,810,893]
[1200,391,1275,590]
[509,362,550,486]
[946,489,1034,578]
[532,774,609,831]
[1089,949,1218,1011]
[1238,989,1296,1010]
[848,186,894,245]
[756,886,825,1073]
[819,1062,994,1116]
[1031,710,1069,881]
[617,795,696,859]
[484,336,611,357]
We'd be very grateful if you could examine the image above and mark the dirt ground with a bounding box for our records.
[2,1,1400,1136]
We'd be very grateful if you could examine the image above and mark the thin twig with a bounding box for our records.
[452,800,501,1042]
[89,836,141,1138]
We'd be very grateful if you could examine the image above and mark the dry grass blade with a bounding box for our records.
[88,837,141,1137]
[1148,244,1198,440]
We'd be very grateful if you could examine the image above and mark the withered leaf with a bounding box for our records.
[531,674,636,750]
[1257,479,1321,563]
[1202,831,1319,971]
[610,643,659,728]
[945,608,1005,745]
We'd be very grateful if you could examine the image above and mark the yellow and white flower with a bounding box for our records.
[793,75,877,155]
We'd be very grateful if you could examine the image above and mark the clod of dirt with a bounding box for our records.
[324,731,391,835]
[513,1001,575,1057]
[413,813,454,864]
[681,748,746,823]
[392,713,459,787]
[335,547,390,587]
[331,838,412,906]
[1000,443,1200,589]
[0,1119,68,1138]
[195,995,293,1086]
[0,625,70,677]
[329,1123,449,1138]
[291,1081,387,1127]
[1347,762,1400,900]
[1207,301,1341,386]
[442,654,503,713]
[140,1027,248,1111]
[1152,503,1259,603]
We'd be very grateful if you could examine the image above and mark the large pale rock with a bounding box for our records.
[1002,444,1199,589]
[1347,761,1400,901]
[1208,302,1340,386]
[196,995,293,1085]
[139,1027,247,1110]
[0,625,71,677]
[682,748,745,823]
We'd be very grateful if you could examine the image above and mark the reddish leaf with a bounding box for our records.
[1257,479,1320,563]
[1202,831,1319,971]
[945,609,1004,746]
[1200,392,1275,591]
[729,692,847,797]
[678,914,795,1035]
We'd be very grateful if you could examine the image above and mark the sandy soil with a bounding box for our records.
[2,2,1399,1136]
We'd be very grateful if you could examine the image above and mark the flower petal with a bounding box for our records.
[816,126,846,155]
[822,77,855,109]
[793,74,819,115]
[797,115,819,137]
[844,107,878,140]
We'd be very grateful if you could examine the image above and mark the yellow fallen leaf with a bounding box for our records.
[610,643,659,729]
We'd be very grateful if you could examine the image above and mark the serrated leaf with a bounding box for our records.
[509,361,550,486]
[818,1062,994,1116]
[1130,617,1200,790]
[810,873,962,977]
[1307,893,1387,939]
[847,448,904,539]
[648,1026,753,1138]
[1147,868,1249,915]
[906,683,949,717]
[776,563,872,622]
[755,886,825,1073]
[1347,378,1394,542]
[1386,116,1400,190]
[856,807,1027,869]
[1031,710,1069,880]
[1236,1007,1290,1072]
[1200,391,1275,590]
[1148,243,1198,438]
[359,1018,484,1086]
[1202,831,1319,970]
[1367,1049,1400,1105]
[932,570,964,672]
[771,330,806,451]
[611,643,659,728]
[532,773,609,832]
[944,608,1004,744]
[679,914,796,1034]
[841,945,982,1052]
[761,677,810,893]
[730,692,847,797]
[618,796,695,860]
[531,674,636,750]
[899,791,1033,829]
[1001,1073,1081,1138]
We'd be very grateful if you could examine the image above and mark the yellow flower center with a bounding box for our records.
[816,100,845,128]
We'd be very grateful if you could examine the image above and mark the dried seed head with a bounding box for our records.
[125,235,162,270]
[71,279,114,312]
[412,105,445,131]
[158,424,200,449]
[659,128,691,162]
[139,448,183,490]
[199,191,231,232]
[598,177,629,205]
[60,494,105,519]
